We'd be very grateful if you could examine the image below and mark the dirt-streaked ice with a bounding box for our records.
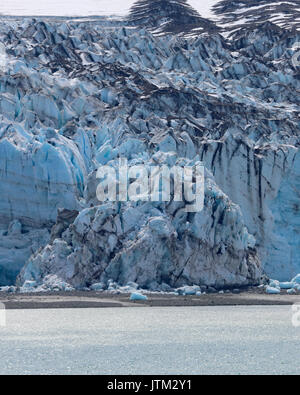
[0,4,298,288]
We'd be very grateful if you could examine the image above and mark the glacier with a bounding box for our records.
[0,2,298,289]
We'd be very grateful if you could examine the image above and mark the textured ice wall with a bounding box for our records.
[0,17,297,287]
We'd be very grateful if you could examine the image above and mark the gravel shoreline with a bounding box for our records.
[1,289,300,309]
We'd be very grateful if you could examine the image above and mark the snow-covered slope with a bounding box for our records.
[127,0,219,35]
[127,0,300,36]
[213,0,300,33]
[0,9,299,289]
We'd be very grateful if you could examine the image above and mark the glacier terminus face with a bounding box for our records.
[0,0,299,290]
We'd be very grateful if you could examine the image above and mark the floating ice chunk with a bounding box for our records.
[279,282,295,289]
[269,280,280,289]
[287,288,296,294]
[266,286,281,294]
[130,292,148,301]
[176,285,200,295]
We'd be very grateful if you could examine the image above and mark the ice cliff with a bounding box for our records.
[0,1,298,289]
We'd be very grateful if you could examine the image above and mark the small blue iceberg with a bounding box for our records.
[130,292,148,301]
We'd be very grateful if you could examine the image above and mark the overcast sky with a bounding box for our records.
[0,0,217,18]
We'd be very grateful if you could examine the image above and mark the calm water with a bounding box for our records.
[0,306,299,375]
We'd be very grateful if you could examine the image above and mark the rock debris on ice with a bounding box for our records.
[0,8,297,290]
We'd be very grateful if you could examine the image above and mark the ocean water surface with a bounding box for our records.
[0,306,299,375]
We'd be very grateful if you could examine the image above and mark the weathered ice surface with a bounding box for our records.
[0,221,49,285]
[0,1,298,288]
